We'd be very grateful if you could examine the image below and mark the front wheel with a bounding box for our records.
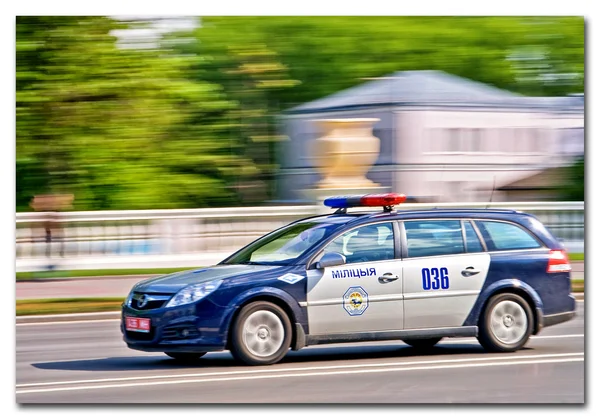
[230,301,292,366]
[478,293,533,352]
[164,352,207,361]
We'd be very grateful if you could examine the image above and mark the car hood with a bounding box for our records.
[133,264,283,294]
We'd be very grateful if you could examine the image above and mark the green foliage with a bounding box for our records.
[16,17,584,211]
[557,157,584,201]
[192,17,583,111]
[16,16,251,211]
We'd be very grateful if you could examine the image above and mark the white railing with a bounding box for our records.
[15,202,584,272]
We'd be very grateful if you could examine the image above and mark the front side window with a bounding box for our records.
[475,220,541,251]
[320,222,395,264]
[222,220,344,265]
[404,220,465,258]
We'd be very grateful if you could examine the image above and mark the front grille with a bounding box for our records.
[130,293,172,310]
[162,323,200,341]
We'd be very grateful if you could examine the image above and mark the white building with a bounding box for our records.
[278,70,584,202]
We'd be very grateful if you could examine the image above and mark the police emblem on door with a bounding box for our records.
[343,286,369,316]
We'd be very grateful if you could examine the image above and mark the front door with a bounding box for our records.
[306,222,404,335]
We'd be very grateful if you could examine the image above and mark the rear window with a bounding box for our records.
[475,220,542,251]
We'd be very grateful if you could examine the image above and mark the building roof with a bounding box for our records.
[285,70,583,115]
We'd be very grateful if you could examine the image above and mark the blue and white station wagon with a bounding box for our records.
[121,193,576,366]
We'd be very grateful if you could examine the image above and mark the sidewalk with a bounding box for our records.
[15,261,584,300]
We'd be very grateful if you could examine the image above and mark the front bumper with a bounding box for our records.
[121,298,230,353]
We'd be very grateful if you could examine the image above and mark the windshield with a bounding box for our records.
[221,220,343,266]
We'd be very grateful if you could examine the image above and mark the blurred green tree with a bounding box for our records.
[16,16,584,211]
[168,23,299,202]
[190,16,583,109]
[16,16,251,211]
[557,157,584,201]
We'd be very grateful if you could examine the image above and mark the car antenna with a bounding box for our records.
[433,164,446,210]
[486,176,497,209]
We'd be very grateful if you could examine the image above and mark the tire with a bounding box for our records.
[230,301,292,366]
[477,293,534,352]
[164,352,207,361]
[402,338,442,349]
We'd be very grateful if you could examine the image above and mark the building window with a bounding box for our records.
[531,129,540,154]
[471,128,482,152]
[448,128,460,152]
[515,128,526,153]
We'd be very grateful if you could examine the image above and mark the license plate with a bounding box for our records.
[125,317,151,333]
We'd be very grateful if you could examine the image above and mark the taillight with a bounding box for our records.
[547,250,571,273]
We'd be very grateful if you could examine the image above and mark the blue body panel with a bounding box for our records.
[122,265,308,352]
[462,251,575,330]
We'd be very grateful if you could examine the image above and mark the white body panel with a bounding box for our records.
[306,259,404,335]
[402,253,491,329]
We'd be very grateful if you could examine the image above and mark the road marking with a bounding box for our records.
[17,351,583,389]
[16,357,583,395]
[447,334,584,344]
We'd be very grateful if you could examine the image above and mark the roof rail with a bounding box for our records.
[395,208,520,214]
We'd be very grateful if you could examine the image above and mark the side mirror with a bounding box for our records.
[316,252,346,269]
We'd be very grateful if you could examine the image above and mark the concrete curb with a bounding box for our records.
[16,311,122,324]
[15,294,585,324]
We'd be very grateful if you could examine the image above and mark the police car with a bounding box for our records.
[121,193,576,366]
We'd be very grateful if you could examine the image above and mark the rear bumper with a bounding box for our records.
[542,310,576,328]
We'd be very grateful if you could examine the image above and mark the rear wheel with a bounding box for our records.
[402,338,442,350]
[164,352,207,361]
[478,293,533,352]
[230,301,292,366]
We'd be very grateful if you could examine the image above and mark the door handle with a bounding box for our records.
[461,266,480,277]
[378,273,399,283]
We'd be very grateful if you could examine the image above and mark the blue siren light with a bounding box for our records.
[324,193,407,209]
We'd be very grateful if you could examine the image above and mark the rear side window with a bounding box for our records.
[475,220,541,251]
[463,221,484,253]
[404,220,465,258]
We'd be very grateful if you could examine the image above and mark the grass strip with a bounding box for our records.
[16,297,125,316]
[572,279,584,292]
[16,267,202,280]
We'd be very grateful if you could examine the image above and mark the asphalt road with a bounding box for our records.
[16,302,585,404]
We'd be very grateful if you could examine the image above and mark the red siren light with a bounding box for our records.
[360,193,407,207]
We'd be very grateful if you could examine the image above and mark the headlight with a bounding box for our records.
[165,279,223,308]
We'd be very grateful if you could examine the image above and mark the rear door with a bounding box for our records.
[401,219,491,329]
[306,221,404,335]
